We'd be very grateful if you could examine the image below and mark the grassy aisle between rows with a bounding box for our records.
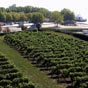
[0,36,63,88]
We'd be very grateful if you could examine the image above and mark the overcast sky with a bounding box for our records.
[0,0,88,20]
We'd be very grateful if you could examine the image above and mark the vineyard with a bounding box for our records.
[0,53,35,88]
[4,31,88,88]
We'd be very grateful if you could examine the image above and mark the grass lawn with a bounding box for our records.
[0,36,63,88]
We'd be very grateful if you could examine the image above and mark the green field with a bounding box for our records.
[0,36,61,88]
[4,31,88,88]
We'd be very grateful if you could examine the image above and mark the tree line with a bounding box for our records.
[0,6,75,24]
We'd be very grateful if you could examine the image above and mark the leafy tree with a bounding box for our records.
[0,6,76,24]
[39,8,51,18]
[31,12,44,24]
[11,12,20,22]
[19,12,27,21]
[0,12,6,22]
[31,12,44,31]
[6,13,13,22]
[51,11,63,25]
[26,13,32,22]
[61,8,75,21]
[23,6,33,13]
